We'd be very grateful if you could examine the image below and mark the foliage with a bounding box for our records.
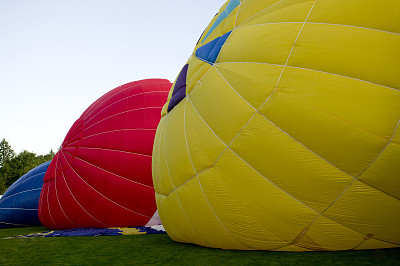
[0,138,15,168]
[0,227,399,265]
[0,139,55,194]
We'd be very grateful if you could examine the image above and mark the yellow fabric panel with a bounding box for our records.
[175,172,248,250]
[230,113,353,212]
[260,90,387,177]
[215,149,318,244]
[296,215,366,251]
[238,0,314,27]
[221,7,238,34]
[288,23,400,90]
[186,56,211,94]
[118,228,145,235]
[274,245,311,252]
[309,0,400,34]
[215,62,283,109]
[189,67,255,144]
[155,193,208,246]
[279,67,400,138]
[152,117,174,195]
[197,164,287,250]
[184,98,226,173]
[235,0,285,26]
[218,23,303,65]
[163,103,196,190]
[359,128,400,199]
[355,238,400,251]
[324,180,400,245]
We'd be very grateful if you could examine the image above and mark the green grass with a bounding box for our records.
[0,227,399,265]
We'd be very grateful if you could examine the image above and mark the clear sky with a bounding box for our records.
[0,0,227,155]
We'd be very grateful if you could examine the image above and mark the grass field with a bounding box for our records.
[0,226,399,265]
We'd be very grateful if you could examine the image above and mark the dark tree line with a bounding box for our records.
[0,138,55,194]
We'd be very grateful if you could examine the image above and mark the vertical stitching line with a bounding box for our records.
[183,98,252,249]
[171,91,398,246]
[54,153,74,225]
[59,151,108,226]
[161,111,210,245]
[258,0,318,111]
[38,161,50,223]
[293,117,400,246]
[45,183,56,227]
[233,0,242,28]
[38,183,44,222]
[60,150,150,218]
[261,0,320,246]
[357,118,400,178]
[214,59,354,178]
[213,1,241,66]
[186,90,319,212]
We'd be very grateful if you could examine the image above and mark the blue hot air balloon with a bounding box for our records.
[0,161,50,228]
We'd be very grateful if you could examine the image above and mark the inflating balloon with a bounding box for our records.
[152,0,400,251]
[39,79,171,229]
[0,161,50,228]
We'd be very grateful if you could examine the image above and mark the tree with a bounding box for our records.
[0,138,15,167]
[0,150,38,191]
[0,138,16,193]
[0,145,55,194]
[36,149,56,163]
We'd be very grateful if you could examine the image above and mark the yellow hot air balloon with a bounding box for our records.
[152,0,400,251]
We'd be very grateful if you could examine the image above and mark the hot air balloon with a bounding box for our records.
[39,79,171,229]
[0,161,50,228]
[152,0,400,251]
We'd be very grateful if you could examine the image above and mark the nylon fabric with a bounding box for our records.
[0,161,50,228]
[153,0,400,251]
[39,79,171,229]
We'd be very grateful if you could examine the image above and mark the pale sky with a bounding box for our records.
[0,0,227,155]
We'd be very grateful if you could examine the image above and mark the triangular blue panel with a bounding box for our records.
[195,31,232,65]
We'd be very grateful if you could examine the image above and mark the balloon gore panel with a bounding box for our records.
[39,79,171,229]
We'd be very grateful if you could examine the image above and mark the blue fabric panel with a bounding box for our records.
[195,31,232,64]
[9,226,167,238]
[0,161,50,228]
[47,228,122,237]
[167,64,188,112]
[136,226,166,234]
[225,0,241,14]
[201,0,240,44]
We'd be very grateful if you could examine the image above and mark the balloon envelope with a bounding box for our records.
[152,0,400,251]
[0,161,50,228]
[39,79,171,229]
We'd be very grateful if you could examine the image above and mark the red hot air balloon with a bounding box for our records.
[39,79,171,229]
